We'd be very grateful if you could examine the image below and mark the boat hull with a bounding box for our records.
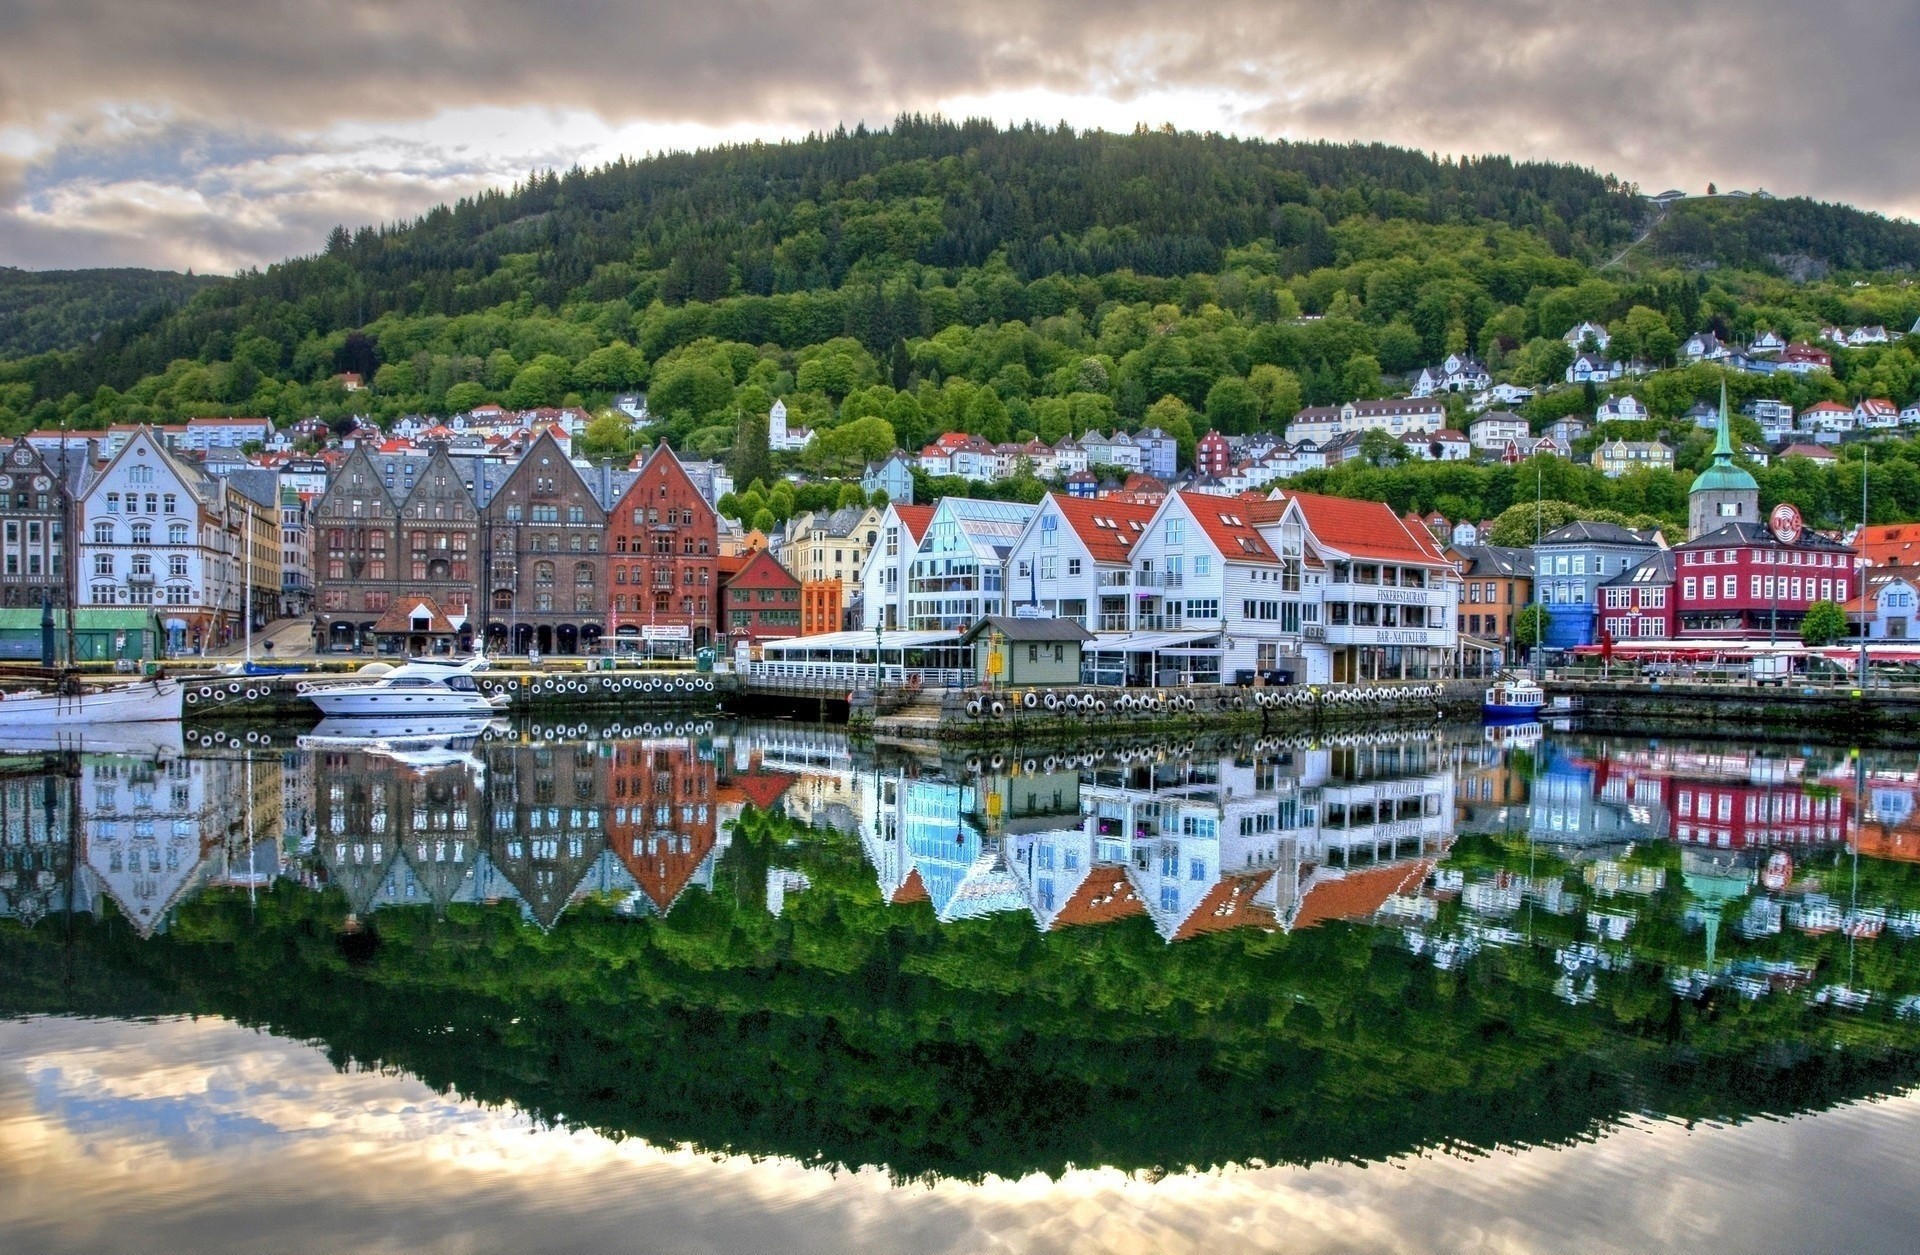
[306,689,503,718]
[0,678,184,726]
[1483,702,1545,722]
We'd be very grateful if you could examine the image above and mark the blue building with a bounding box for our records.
[860,452,915,504]
[1532,520,1664,649]
[1135,428,1179,479]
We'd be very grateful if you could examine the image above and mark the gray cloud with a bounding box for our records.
[0,0,1915,270]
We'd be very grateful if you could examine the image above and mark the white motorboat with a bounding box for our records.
[299,715,500,775]
[298,662,507,718]
[0,676,184,727]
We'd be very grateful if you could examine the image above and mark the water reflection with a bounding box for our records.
[5,716,1920,1182]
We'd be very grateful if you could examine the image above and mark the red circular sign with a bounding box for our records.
[1770,502,1804,544]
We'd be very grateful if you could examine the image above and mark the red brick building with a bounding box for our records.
[1195,431,1232,478]
[1673,523,1860,638]
[800,578,842,635]
[607,740,718,914]
[607,444,719,651]
[1598,551,1675,641]
[722,548,802,649]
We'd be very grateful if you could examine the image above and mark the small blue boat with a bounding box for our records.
[1483,676,1545,722]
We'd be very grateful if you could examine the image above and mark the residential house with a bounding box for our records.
[1566,353,1623,384]
[1778,443,1838,465]
[858,502,935,630]
[782,505,881,617]
[1779,342,1833,373]
[1473,383,1535,411]
[1685,401,1721,429]
[279,483,312,618]
[1563,321,1611,351]
[1135,428,1179,479]
[1451,544,1534,642]
[1848,326,1891,347]
[79,426,250,654]
[1124,491,1292,682]
[1468,413,1530,452]
[1195,431,1234,477]
[1286,491,1459,684]
[1004,494,1157,630]
[1399,429,1472,461]
[1595,394,1648,423]
[1743,399,1795,442]
[1063,470,1098,498]
[1544,416,1590,446]
[0,437,76,611]
[1847,573,1920,640]
[1598,550,1676,641]
[902,497,1037,631]
[1410,354,1491,396]
[1450,520,1483,547]
[721,548,803,647]
[480,429,607,656]
[1748,330,1787,355]
[181,416,273,452]
[767,400,814,452]
[1801,401,1855,433]
[860,452,915,503]
[1531,521,1664,649]
[606,443,718,651]
[1288,398,1445,445]
[1681,331,1730,362]
[1855,398,1900,430]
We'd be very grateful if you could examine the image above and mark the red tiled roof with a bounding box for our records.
[1285,489,1449,564]
[894,504,935,542]
[1050,867,1145,929]
[1048,494,1158,564]
[1803,401,1852,414]
[1179,491,1280,564]
[371,595,459,635]
[1171,870,1278,941]
[1291,860,1432,932]
[1861,525,1920,566]
[890,867,931,905]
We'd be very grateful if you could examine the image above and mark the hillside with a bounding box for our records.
[0,117,1916,498]
[1647,196,1920,276]
[0,266,217,358]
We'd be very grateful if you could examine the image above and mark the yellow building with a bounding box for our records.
[783,505,881,612]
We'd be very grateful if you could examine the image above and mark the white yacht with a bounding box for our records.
[298,656,507,718]
[0,675,184,727]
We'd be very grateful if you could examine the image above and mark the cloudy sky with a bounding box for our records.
[2,0,1916,273]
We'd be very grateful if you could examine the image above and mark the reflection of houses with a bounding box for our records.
[0,775,77,928]
[608,739,720,914]
[82,753,245,936]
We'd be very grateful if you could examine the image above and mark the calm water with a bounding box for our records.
[4,716,1920,1253]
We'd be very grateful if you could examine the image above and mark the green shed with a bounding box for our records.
[0,608,163,663]
[961,615,1093,687]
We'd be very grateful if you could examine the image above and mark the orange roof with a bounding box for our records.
[1172,870,1278,941]
[1048,494,1158,564]
[1861,525,1920,566]
[1291,859,1432,932]
[1286,489,1448,564]
[371,595,458,635]
[715,768,797,813]
[893,503,935,542]
[1178,491,1280,564]
[1050,867,1146,929]
[890,867,932,905]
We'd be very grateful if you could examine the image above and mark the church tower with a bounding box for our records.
[1688,381,1759,540]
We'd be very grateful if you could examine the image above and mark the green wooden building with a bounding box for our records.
[961,615,1093,687]
[0,608,164,663]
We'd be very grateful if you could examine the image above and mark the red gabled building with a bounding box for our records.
[1673,523,1861,639]
[607,444,719,651]
[607,740,718,915]
[721,548,802,650]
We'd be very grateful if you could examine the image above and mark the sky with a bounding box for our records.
[1,0,1917,273]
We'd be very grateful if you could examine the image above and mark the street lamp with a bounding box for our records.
[875,620,885,693]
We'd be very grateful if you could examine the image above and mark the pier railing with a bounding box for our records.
[745,660,973,693]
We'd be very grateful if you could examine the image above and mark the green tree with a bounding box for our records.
[1801,599,1849,646]
[1514,604,1551,650]
[731,403,772,487]
[578,415,633,462]
[1203,377,1261,434]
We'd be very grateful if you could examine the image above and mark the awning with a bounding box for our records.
[1085,631,1222,653]
[762,628,963,656]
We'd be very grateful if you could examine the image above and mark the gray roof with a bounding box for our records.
[1601,550,1676,587]
[960,615,1095,644]
[1537,520,1662,548]
[1454,545,1535,578]
[221,467,282,509]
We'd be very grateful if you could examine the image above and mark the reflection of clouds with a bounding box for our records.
[4,1,1920,268]
[2,1015,1917,1254]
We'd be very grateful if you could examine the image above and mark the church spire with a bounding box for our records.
[1711,378,1735,463]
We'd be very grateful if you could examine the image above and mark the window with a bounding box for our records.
[130,522,151,545]
[1067,558,1081,577]
[1724,575,1737,598]
[92,522,112,544]
[93,553,113,577]
[1165,518,1183,546]
[1684,578,1697,600]
[169,555,187,577]
[170,522,188,544]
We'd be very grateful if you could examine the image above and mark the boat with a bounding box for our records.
[1483,675,1546,722]
[298,658,507,717]
[0,675,185,727]
[0,716,185,757]
[299,715,501,775]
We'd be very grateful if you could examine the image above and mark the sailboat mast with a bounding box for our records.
[59,441,78,669]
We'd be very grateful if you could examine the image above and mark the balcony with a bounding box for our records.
[1320,623,1447,647]
[1096,571,1131,588]
[1135,570,1182,588]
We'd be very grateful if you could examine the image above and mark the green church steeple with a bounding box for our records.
[1688,379,1760,539]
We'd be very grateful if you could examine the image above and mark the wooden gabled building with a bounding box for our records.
[607,443,719,651]
[480,429,608,655]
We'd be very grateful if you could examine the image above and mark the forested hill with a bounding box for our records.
[0,266,216,358]
[2,117,1919,455]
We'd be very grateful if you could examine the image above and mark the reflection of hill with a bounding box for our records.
[10,805,1920,1186]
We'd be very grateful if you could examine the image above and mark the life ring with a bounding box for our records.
[185,692,198,705]
[966,699,983,718]
[990,700,1006,718]
[1022,691,1039,710]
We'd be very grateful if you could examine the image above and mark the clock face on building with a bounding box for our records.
[1770,502,1804,544]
